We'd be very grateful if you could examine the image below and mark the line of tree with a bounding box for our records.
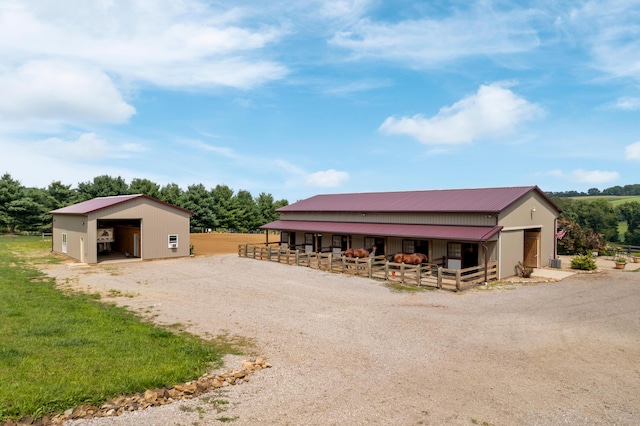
[553,197,640,252]
[548,184,640,197]
[0,173,289,234]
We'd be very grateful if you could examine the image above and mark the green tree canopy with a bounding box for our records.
[181,184,217,232]
[0,173,24,233]
[77,175,129,201]
[129,178,160,198]
[158,183,184,206]
[617,202,640,245]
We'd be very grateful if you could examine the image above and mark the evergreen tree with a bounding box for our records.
[129,178,160,198]
[181,184,217,232]
[0,173,24,233]
[77,175,129,201]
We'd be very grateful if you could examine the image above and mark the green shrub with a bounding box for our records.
[570,254,597,270]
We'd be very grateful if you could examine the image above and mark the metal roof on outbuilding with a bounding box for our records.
[261,220,502,242]
[277,186,560,214]
[50,194,192,215]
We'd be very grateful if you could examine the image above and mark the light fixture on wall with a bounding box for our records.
[530,206,536,219]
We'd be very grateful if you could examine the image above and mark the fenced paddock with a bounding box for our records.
[238,244,498,291]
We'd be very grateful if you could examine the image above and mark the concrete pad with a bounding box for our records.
[532,267,576,280]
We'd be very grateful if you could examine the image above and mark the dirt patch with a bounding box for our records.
[189,233,272,256]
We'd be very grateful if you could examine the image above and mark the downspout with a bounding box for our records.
[553,217,558,259]
[482,241,488,284]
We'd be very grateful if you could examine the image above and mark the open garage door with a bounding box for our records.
[97,219,141,262]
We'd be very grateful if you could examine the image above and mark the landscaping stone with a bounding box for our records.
[2,358,271,426]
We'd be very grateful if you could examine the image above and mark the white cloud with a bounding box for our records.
[379,82,543,144]
[613,97,640,110]
[37,133,146,161]
[329,5,540,67]
[0,1,290,138]
[564,0,640,81]
[0,134,144,188]
[625,141,640,160]
[305,169,350,187]
[570,169,620,184]
[0,61,135,127]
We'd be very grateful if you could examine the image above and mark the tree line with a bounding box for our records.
[553,197,640,253]
[0,173,289,234]
[548,183,640,197]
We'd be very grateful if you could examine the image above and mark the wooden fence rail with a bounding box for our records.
[238,244,498,291]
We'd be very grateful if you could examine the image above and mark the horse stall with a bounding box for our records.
[379,262,440,287]
[238,244,495,291]
[440,261,498,291]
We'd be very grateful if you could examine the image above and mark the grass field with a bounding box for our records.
[570,195,640,206]
[0,236,226,422]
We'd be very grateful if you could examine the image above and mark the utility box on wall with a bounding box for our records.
[168,234,178,249]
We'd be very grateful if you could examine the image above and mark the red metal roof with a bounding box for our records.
[50,194,192,215]
[278,186,559,213]
[261,220,502,242]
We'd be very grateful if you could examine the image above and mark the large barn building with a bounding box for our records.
[50,194,192,264]
[261,186,561,279]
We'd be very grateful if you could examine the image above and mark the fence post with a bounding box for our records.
[296,249,300,266]
[417,264,421,286]
[437,267,442,289]
[385,261,389,280]
[455,270,461,292]
[400,263,405,285]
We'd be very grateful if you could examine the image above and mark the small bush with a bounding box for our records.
[570,254,597,270]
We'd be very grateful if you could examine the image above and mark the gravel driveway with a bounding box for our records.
[43,255,640,425]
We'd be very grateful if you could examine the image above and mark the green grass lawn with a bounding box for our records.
[570,195,640,206]
[0,236,227,422]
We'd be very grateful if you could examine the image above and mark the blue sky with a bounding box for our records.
[1,0,639,202]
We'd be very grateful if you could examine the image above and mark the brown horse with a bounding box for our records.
[392,253,428,265]
[344,246,377,258]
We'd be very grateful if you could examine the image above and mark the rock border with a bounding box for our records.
[3,358,271,426]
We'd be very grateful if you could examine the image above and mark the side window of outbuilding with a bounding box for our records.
[62,233,67,253]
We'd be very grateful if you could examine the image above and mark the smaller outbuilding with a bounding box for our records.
[50,194,192,264]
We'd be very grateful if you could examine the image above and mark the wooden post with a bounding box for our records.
[296,249,300,266]
[455,270,461,292]
[417,264,421,286]
[437,267,442,289]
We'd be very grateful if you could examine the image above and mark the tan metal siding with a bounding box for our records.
[279,211,494,226]
[498,191,558,272]
[83,198,190,261]
[499,230,524,278]
[51,214,88,263]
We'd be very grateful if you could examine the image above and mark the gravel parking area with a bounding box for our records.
[43,255,640,425]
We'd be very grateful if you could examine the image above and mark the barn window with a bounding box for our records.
[304,233,314,245]
[281,231,289,244]
[62,233,67,253]
[447,242,462,259]
[402,240,415,253]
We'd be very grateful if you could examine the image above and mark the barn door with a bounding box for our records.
[524,230,540,268]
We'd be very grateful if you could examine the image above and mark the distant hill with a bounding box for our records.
[569,195,640,207]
